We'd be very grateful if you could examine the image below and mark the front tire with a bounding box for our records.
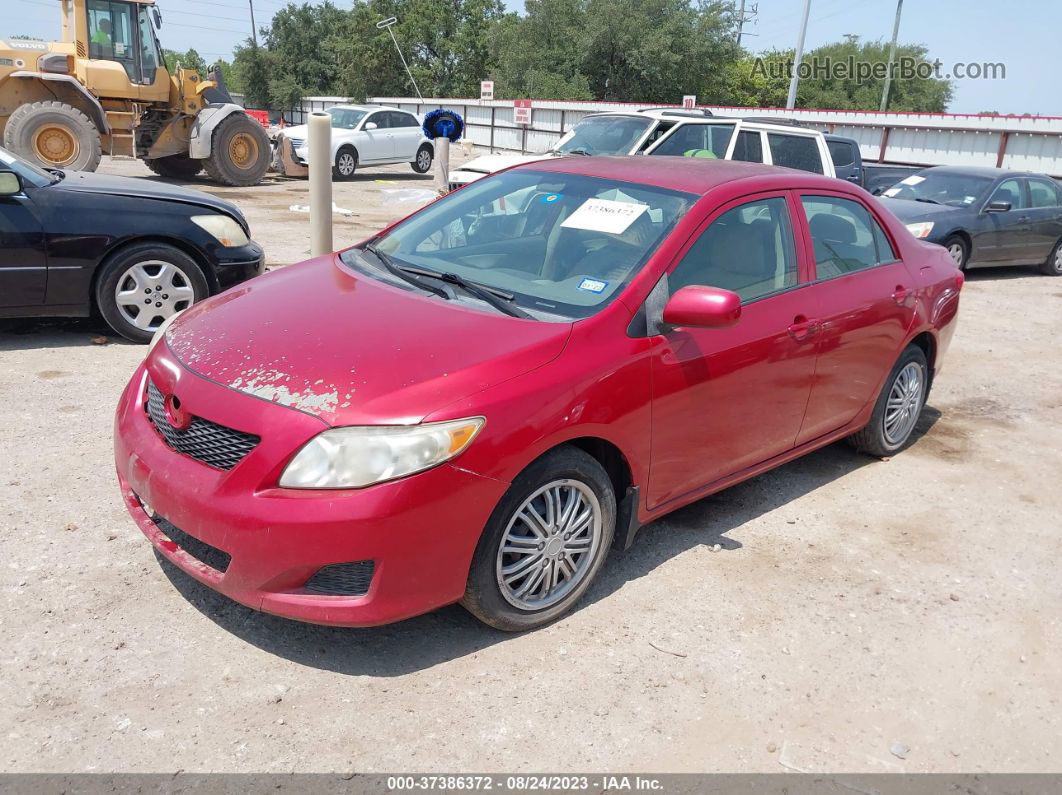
[333,146,358,180]
[1040,238,1062,276]
[95,243,209,343]
[202,113,271,186]
[411,144,433,174]
[3,101,102,172]
[462,446,616,631]
[848,345,929,457]
[942,234,969,270]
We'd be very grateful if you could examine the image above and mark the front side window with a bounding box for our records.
[350,170,695,319]
[989,178,1026,209]
[136,7,161,79]
[87,0,138,81]
[669,197,798,303]
[649,124,735,159]
[552,116,653,156]
[802,196,894,278]
[767,133,824,174]
[827,139,856,168]
[637,121,675,151]
[0,146,55,187]
[1027,179,1060,208]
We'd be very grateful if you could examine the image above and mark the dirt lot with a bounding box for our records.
[1,155,1061,774]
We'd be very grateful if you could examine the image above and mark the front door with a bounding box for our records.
[794,193,916,444]
[981,178,1034,263]
[357,112,395,161]
[648,193,818,509]
[0,181,47,308]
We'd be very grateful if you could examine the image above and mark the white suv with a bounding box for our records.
[448,108,835,189]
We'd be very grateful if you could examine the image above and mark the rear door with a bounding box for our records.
[0,181,47,308]
[387,111,424,161]
[793,192,916,444]
[765,132,829,176]
[647,192,819,507]
[1023,178,1062,262]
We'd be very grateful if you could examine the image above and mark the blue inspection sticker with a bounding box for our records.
[577,278,608,294]
[540,193,561,204]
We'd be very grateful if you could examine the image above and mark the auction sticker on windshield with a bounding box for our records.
[561,198,648,234]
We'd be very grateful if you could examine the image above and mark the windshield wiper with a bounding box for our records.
[361,244,450,299]
[562,148,593,156]
[400,266,532,319]
[913,197,942,205]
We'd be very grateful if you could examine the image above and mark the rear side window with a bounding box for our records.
[1028,179,1061,208]
[768,133,824,174]
[731,130,763,163]
[670,197,798,303]
[802,196,895,278]
[827,139,856,168]
[650,124,735,158]
[390,112,420,128]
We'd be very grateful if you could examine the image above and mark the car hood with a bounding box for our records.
[51,170,244,223]
[281,124,309,140]
[879,197,963,223]
[164,254,572,426]
[453,152,556,175]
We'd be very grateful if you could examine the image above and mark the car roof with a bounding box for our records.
[521,155,846,197]
[331,104,408,113]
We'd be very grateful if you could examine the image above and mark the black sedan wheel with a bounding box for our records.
[96,243,209,343]
[1040,238,1062,276]
[942,235,968,270]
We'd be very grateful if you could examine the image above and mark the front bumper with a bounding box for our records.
[209,241,266,289]
[113,349,508,627]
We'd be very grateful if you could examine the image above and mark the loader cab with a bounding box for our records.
[77,0,169,102]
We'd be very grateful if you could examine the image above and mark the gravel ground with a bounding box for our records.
[1,155,1060,774]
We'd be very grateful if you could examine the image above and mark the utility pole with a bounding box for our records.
[786,0,812,109]
[736,0,746,45]
[377,17,423,101]
[880,0,904,111]
[735,0,758,47]
[248,0,258,47]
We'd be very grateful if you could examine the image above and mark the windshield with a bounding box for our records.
[344,170,695,319]
[882,171,994,207]
[553,116,653,156]
[328,108,368,130]
[0,146,56,187]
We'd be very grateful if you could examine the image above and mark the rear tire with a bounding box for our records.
[411,144,433,174]
[1039,238,1062,276]
[4,101,102,172]
[942,234,969,270]
[848,345,929,457]
[333,146,358,180]
[462,446,616,631]
[144,153,203,180]
[202,113,270,186]
[95,243,209,344]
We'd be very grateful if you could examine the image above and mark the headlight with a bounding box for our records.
[279,417,485,489]
[191,214,250,247]
[905,221,934,239]
[146,310,182,356]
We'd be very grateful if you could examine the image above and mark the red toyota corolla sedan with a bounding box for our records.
[114,157,962,631]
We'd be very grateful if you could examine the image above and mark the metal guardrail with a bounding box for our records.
[368,96,1062,177]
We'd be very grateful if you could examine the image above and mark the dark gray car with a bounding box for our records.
[880,166,1062,275]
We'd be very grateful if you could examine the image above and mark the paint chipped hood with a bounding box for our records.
[161,254,572,426]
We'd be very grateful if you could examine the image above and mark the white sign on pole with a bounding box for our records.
[682,95,697,110]
[480,80,494,101]
[514,99,532,125]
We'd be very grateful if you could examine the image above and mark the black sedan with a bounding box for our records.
[0,147,264,342]
[880,166,1062,276]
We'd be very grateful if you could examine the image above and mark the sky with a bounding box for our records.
[8,0,1061,115]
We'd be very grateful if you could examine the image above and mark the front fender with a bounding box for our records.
[188,103,244,159]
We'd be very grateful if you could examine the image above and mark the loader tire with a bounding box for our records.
[202,113,270,186]
[144,153,203,180]
[4,101,102,172]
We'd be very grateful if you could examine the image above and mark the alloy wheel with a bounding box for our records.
[1054,246,1062,273]
[496,479,602,611]
[114,260,195,332]
[417,149,431,171]
[338,152,356,176]
[883,361,924,446]
[947,242,965,267]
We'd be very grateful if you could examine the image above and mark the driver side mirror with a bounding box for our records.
[985,200,1011,213]
[662,285,741,329]
[364,121,378,131]
[0,171,22,197]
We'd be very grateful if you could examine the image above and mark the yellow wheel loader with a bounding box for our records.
[0,0,270,185]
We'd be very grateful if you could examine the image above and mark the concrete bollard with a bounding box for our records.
[308,111,333,257]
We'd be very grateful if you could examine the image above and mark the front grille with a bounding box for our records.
[304,561,375,596]
[287,138,304,148]
[151,513,232,573]
[145,381,259,471]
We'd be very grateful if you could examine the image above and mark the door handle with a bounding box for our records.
[892,285,912,305]
[787,315,821,342]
